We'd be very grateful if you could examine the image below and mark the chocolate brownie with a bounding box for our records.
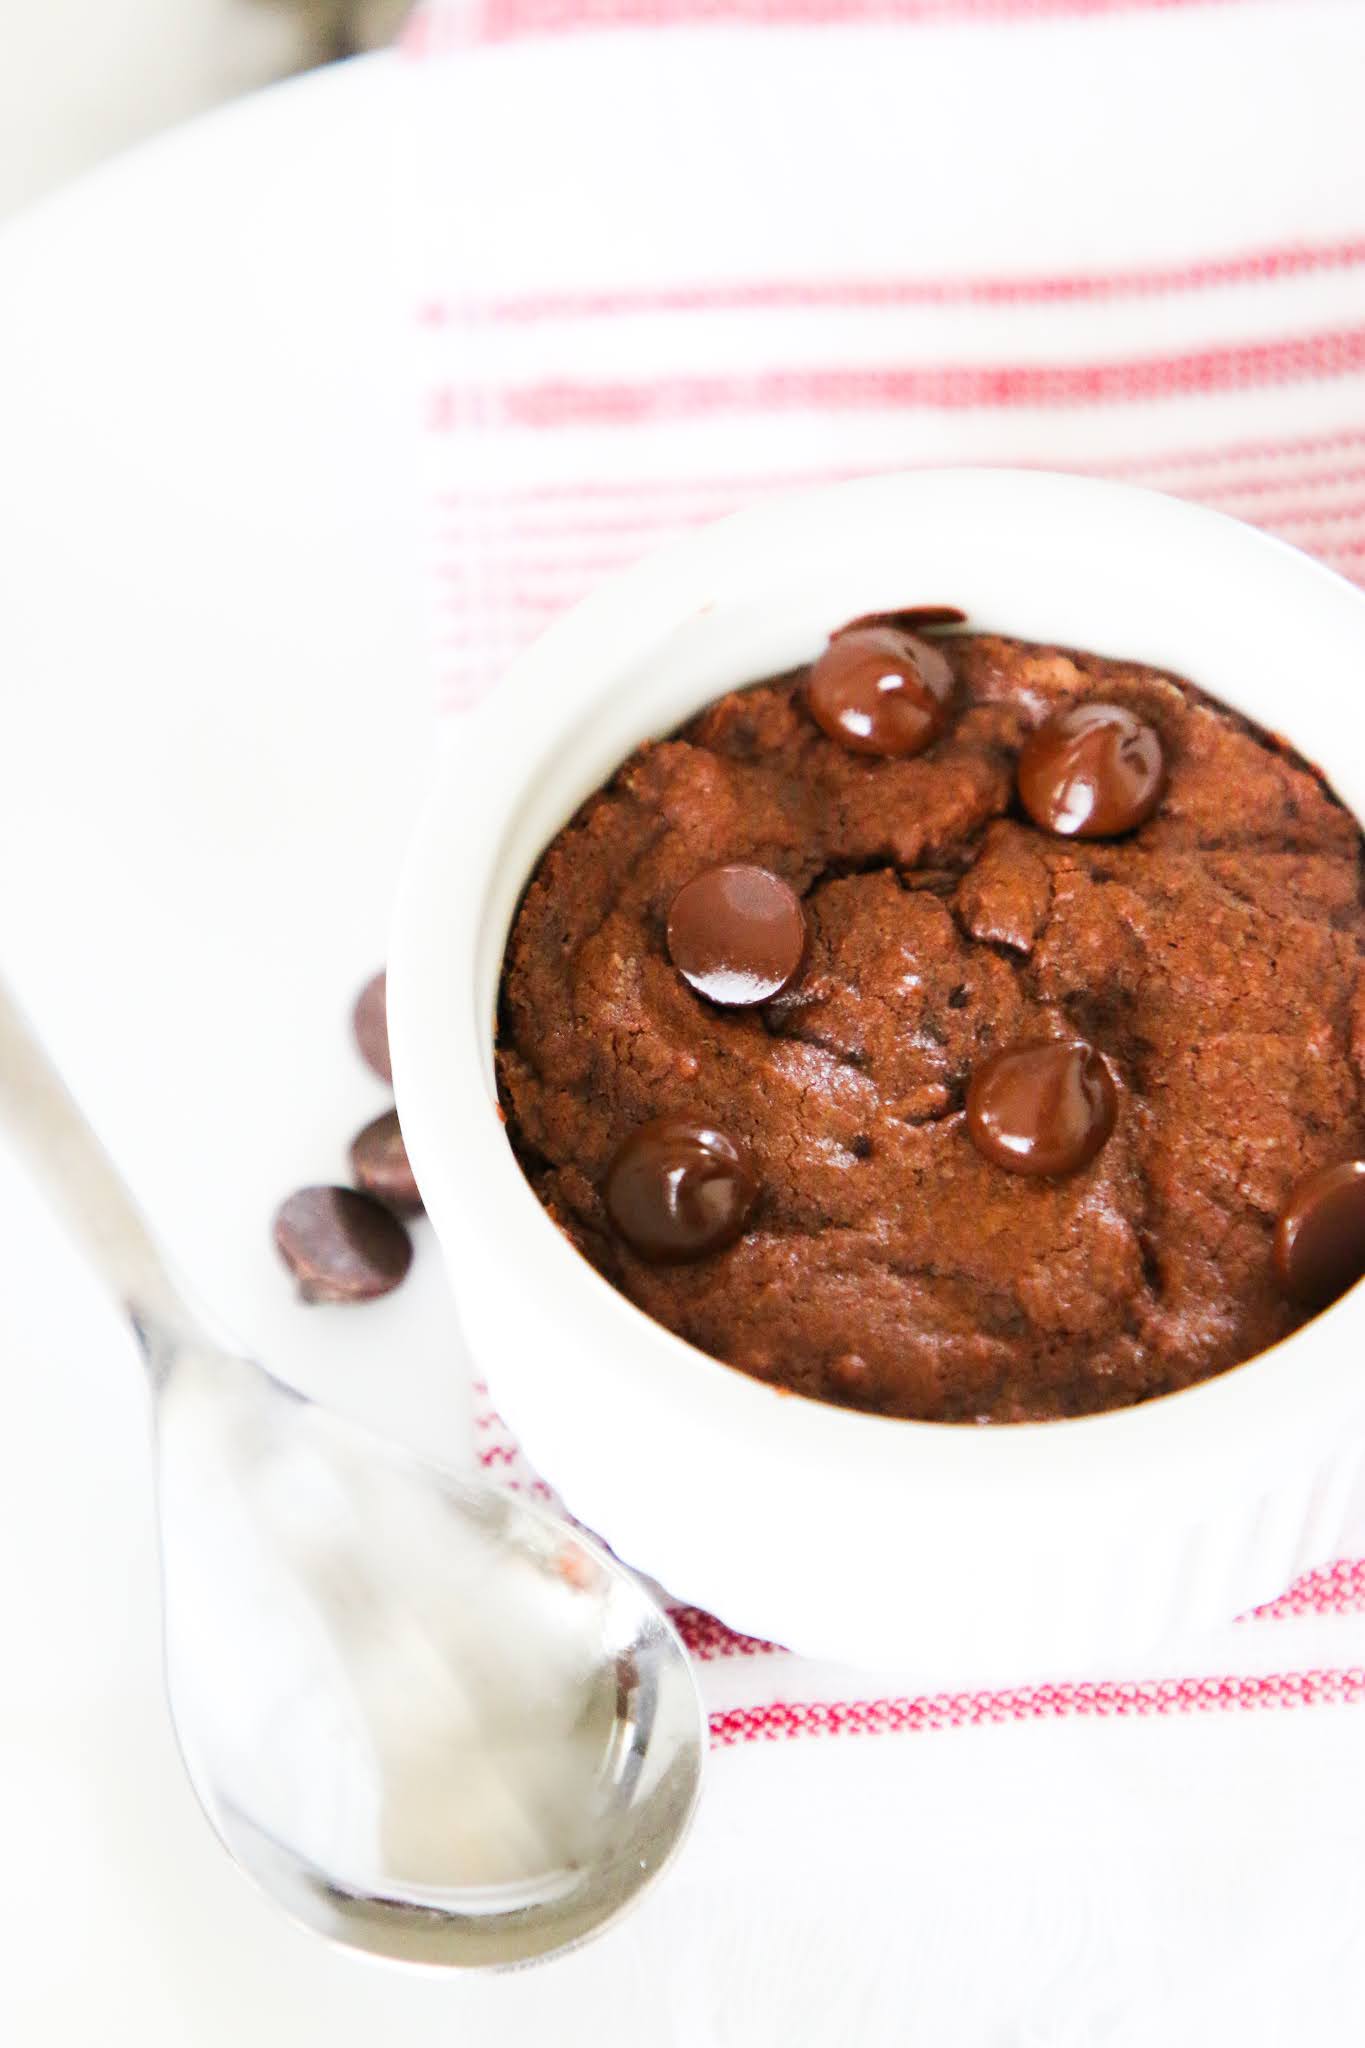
[496,626,1365,1422]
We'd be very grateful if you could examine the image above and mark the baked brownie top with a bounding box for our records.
[496,631,1365,1422]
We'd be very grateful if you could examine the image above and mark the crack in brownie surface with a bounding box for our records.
[496,633,1365,1422]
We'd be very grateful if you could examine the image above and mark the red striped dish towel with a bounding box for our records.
[401,3,1365,2028]
[405,0,1365,711]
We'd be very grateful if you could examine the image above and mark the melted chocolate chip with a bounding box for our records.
[835,605,967,636]
[667,863,806,1007]
[353,970,392,1083]
[966,1040,1118,1178]
[806,626,955,758]
[1273,1159,1365,1308]
[273,1186,412,1302]
[604,1118,757,1262]
[1017,702,1165,839]
[350,1108,423,1214]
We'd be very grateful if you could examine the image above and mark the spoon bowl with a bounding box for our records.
[155,1346,704,1966]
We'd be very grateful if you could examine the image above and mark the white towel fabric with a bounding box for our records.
[399,4,1365,2036]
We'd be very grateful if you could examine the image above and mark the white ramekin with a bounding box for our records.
[388,469,1365,1678]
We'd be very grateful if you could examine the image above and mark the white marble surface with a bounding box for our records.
[0,0,407,220]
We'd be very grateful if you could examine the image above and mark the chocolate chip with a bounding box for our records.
[273,1186,412,1302]
[806,626,955,759]
[966,1040,1118,1177]
[350,1108,423,1214]
[1017,703,1165,839]
[666,863,806,1007]
[604,1118,757,1263]
[835,605,967,636]
[353,970,392,1083]
[1273,1159,1365,1308]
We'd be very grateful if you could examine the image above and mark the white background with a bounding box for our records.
[0,0,409,220]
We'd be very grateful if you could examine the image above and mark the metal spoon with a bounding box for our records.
[0,982,705,1967]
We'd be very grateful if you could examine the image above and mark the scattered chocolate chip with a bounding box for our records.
[350,1108,423,1214]
[1017,702,1165,839]
[604,1118,757,1263]
[666,863,807,1007]
[353,970,392,1083]
[835,605,967,636]
[966,1040,1118,1178]
[273,1186,412,1302]
[1273,1159,1365,1308]
[806,626,955,758]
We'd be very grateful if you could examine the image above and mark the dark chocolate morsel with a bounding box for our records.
[667,863,806,1007]
[1018,702,1165,839]
[350,1108,423,1215]
[273,1186,412,1302]
[806,626,955,758]
[1273,1159,1365,1309]
[835,605,967,636]
[604,1118,757,1263]
[353,970,392,1083]
[966,1040,1118,1178]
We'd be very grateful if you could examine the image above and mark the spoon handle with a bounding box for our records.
[0,978,199,1369]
